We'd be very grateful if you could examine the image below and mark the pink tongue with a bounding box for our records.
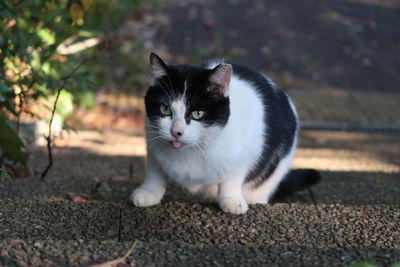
[171,141,183,149]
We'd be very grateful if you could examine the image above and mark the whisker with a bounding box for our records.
[159,79,173,101]
[198,139,210,151]
[195,142,207,160]
[145,125,159,130]
[147,137,164,150]
[146,135,162,141]
[146,133,164,142]
[165,75,177,100]
[145,127,161,132]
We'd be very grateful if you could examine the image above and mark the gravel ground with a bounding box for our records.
[1,239,399,267]
[3,199,398,248]
[1,200,399,266]
[1,129,399,266]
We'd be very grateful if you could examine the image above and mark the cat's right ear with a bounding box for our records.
[208,64,232,97]
[149,52,168,86]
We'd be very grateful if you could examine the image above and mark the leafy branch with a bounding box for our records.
[1,0,147,176]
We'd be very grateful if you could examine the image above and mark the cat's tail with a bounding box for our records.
[273,169,321,199]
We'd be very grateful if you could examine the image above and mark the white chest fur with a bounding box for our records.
[151,143,232,185]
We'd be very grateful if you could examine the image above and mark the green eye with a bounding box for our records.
[191,110,205,120]
[160,105,171,116]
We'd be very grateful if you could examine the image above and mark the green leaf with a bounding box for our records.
[55,90,74,120]
[0,99,18,117]
[78,30,95,37]
[0,112,27,164]
[0,168,15,179]
[70,2,84,22]
[349,262,377,267]
[0,83,13,97]
[0,83,17,116]
[82,0,93,10]
[37,28,55,46]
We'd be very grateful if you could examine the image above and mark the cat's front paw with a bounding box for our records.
[218,196,249,214]
[130,188,161,207]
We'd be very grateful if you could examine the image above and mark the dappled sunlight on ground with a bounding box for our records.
[290,90,400,125]
[54,129,400,174]
[294,148,400,173]
[295,130,400,173]
[57,130,146,157]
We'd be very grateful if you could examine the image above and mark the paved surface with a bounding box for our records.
[156,0,400,91]
[1,128,399,266]
[290,89,400,126]
[1,239,399,267]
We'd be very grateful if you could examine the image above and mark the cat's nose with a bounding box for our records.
[171,129,183,139]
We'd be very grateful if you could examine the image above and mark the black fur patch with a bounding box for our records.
[145,64,230,127]
[273,169,321,199]
[229,64,298,186]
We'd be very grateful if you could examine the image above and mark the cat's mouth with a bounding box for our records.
[171,140,184,149]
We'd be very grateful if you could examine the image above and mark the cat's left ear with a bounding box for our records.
[149,52,168,86]
[208,64,232,97]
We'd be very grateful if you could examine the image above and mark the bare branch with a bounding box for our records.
[41,42,108,180]
[16,79,35,135]
[57,37,102,55]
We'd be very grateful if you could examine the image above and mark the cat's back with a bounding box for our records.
[206,61,294,115]
[228,63,298,184]
[229,63,298,129]
[231,63,289,104]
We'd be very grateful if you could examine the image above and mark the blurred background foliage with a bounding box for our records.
[0,0,154,166]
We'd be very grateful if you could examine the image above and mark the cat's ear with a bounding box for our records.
[149,52,168,86]
[208,64,232,97]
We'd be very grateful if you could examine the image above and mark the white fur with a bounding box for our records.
[243,135,297,204]
[131,67,297,214]
[130,153,166,207]
[239,92,300,204]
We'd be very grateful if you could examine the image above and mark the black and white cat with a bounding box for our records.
[131,52,320,214]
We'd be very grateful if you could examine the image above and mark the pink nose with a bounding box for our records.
[171,129,183,139]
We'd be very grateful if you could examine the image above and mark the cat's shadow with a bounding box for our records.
[162,183,314,209]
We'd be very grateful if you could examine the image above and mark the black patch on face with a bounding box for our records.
[145,64,230,127]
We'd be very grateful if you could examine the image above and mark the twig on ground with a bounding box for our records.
[88,240,138,267]
[41,42,108,180]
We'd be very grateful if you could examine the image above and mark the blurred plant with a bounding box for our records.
[0,167,15,179]
[0,0,150,172]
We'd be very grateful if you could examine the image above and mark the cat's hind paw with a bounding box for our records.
[218,196,249,214]
[130,188,161,207]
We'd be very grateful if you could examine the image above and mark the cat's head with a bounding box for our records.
[145,52,232,150]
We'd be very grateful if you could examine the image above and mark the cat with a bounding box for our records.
[130,52,320,214]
